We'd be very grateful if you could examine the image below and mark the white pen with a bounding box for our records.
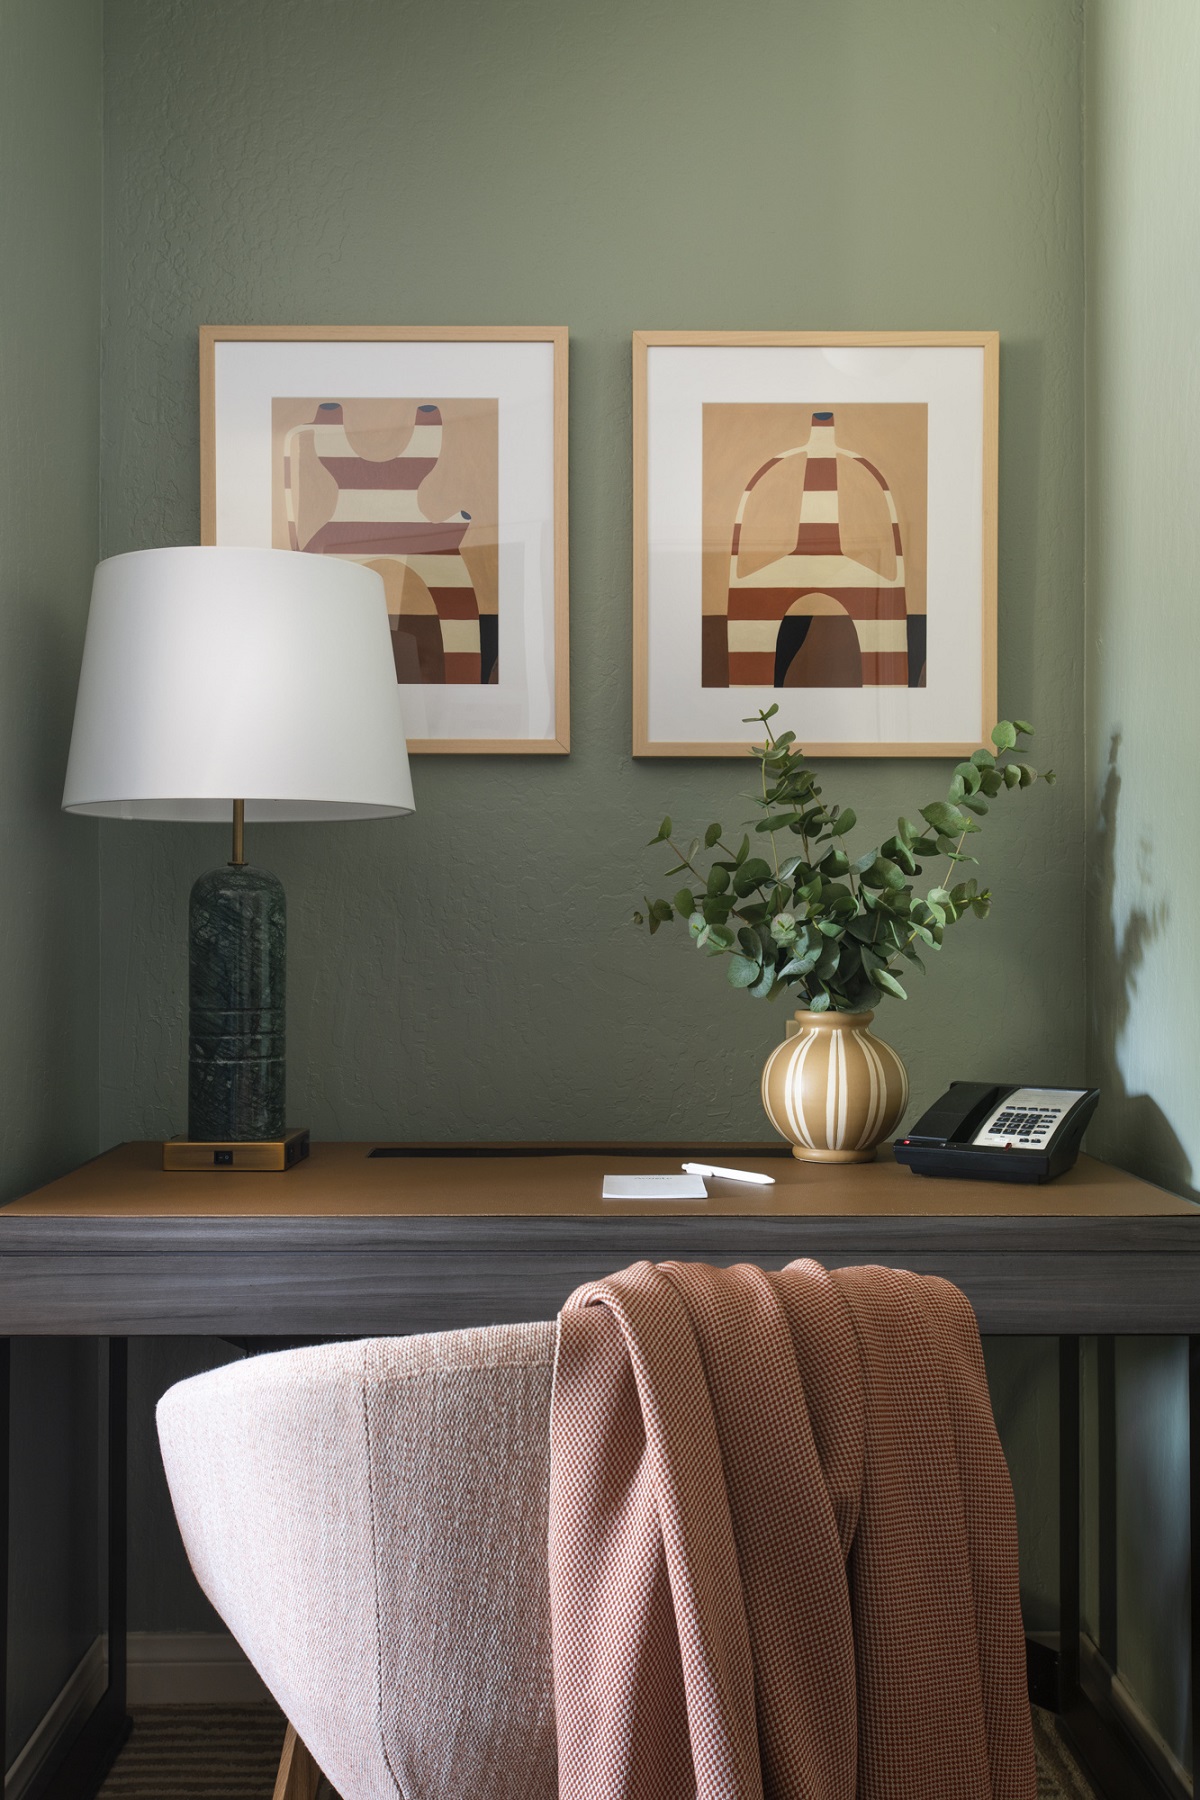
[682,1162,776,1186]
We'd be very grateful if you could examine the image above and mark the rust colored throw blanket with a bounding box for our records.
[549,1259,1035,1800]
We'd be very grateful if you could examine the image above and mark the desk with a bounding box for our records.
[2,1140,1198,1800]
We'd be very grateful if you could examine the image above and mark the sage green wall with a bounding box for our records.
[1085,0,1200,1772]
[98,0,1087,1149]
[0,0,103,1759]
[99,0,1084,1629]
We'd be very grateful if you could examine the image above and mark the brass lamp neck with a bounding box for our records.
[230,799,246,868]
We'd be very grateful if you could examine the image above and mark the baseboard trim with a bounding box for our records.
[1080,1637,1192,1800]
[5,1639,107,1800]
[126,1632,270,1705]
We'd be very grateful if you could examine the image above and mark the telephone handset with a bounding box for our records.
[893,1083,1100,1183]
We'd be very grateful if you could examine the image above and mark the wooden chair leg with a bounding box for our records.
[272,1723,323,1800]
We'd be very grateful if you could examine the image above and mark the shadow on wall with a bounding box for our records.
[1087,733,1190,1196]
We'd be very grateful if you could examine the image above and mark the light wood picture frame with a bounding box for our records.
[633,329,998,758]
[201,324,569,754]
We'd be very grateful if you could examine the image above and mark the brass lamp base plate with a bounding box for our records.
[162,1129,310,1172]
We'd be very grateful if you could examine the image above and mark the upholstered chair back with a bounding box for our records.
[158,1323,558,1800]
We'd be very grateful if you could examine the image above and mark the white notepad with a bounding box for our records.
[601,1174,708,1201]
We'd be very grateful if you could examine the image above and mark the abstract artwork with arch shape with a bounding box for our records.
[701,402,928,691]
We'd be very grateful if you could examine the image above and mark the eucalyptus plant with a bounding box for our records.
[635,708,1053,1014]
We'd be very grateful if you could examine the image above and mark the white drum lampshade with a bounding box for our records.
[63,546,414,820]
[63,546,415,1153]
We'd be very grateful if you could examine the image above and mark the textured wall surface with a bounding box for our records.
[1085,0,1200,1769]
[0,0,103,1755]
[98,0,1085,1630]
[99,0,1087,1142]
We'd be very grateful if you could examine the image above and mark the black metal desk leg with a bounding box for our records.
[26,1338,130,1800]
[1060,1335,1082,1710]
[1,1338,10,1791]
[1189,1336,1200,1783]
[1097,1336,1118,1670]
[106,1338,127,1722]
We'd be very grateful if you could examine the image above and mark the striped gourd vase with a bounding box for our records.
[761,1009,908,1163]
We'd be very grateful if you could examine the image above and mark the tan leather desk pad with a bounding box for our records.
[4,1142,1193,1219]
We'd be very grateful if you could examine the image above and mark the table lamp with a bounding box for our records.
[62,546,414,1169]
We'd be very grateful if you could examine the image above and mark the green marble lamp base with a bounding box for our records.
[188,862,286,1142]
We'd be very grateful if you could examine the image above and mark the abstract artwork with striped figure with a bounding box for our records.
[273,396,499,685]
[702,402,927,690]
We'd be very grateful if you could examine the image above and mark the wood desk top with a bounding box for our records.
[4,1140,1194,1220]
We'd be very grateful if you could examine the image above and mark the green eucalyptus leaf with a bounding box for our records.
[961,795,989,815]
[808,990,831,1013]
[649,816,672,845]
[1013,720,1033,737]
[863,856,906,891]
[921,800,968,835]
[673,889,695,916]
[991,720,1018,751]
[870,967,908,1000]
[749,962,777,999]
[815,939,841,978]
[733,857,773,896]
[881,836,918,875]
[707,865,730,896]
[780,946,822,978]
[1003,763,1022,789]
[704,822,723,847]
[830,808,856,837]
[971,748,995,768]
[728,955,761,988]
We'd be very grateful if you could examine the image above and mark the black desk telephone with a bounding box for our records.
[893,1083,1100,1183]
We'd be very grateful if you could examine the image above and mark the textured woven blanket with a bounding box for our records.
[550,1259,1035,1800]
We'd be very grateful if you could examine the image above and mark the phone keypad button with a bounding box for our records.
[971,1088,1087,1151]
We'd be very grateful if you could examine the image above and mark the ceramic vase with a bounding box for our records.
[761,1009,908,1163]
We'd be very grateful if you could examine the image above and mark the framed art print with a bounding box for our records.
[201,325,569,753]
[632,330,997,757]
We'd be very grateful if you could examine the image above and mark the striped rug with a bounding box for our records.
[97,1703,1097,1799]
